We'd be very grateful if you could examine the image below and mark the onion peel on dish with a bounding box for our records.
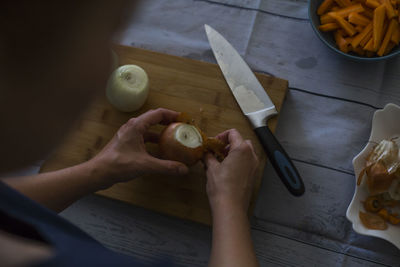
[359,211,388,230]
[357,138,400,230]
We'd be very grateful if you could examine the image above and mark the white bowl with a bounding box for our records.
[346,103,400,249]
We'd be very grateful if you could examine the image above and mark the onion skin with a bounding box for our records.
[159,123,204,166]
[366,162,395,195]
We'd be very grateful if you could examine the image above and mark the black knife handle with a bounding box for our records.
[254,126,305,196]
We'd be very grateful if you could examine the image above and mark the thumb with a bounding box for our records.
[203,152,219,170]
[146,156,189,176]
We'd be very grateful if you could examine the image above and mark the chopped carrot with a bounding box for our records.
[366,50,376,56]
[352,45,367,55]
[335,0,353,7]
[363,7,375,19]
[318,0,335,15]
[334,30,351,52]
[349,12,372,25]
[321,14,332,24]
[391,20,400,43]
[364,37,375,50]
[384,0,397,18]
[352,22,373,47]
[373,5,387,51]
[320,4,365,24]
[337,29,349,36]
[378,19,397,55]
[345,36,354,43]
[317,0,399,57]
[385,41,397,54]
[360,30,374,46]
[319,23,340,31]
[355,25,365,32]
[366,0,382,8]
[330,12,358,36]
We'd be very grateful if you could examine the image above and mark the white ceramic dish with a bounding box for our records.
[346,103,400,249]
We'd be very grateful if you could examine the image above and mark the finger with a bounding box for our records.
[203,152,219,169]
[216,129,243,150]
[245,140,259,160]
[136,108,180,131]
[245,139,254,149]
[143,131,160,143]
[145,156,189,176]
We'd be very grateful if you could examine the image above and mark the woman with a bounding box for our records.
[0,1,259,266]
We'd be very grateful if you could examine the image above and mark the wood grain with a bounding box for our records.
[41,44,288,225]
[61,195,388,267]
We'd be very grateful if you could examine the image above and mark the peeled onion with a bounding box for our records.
[159,122,204,166]
[106,64,149,112]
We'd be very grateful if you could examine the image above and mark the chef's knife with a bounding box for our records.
[205,24,305,196]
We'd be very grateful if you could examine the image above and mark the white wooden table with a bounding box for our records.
[58,1,400,266]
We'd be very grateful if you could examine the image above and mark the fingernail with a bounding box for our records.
[179,165,189,175]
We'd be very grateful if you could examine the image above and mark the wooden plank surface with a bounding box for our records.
[41,44,288,225]
[55,0,400,265]
[61,194,386,267]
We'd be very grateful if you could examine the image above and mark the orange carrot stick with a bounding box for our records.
[320,4,365,24]
[319,23,340,31]
[384,41,397,54]
[363,8,375,19]
[334,30,351,52]
[366,50,376,56]
[330,12,358,36]
[349,12,372,25]
[335,0,353,7]
[360,30,373,46]
[384,0,397,19]
[364,37,375,50]
[337,29,349,36]
[351,45,367,55]
[331,6,341,11]
[373,5,387,51]
[318,0,335,15]
[391,20,400,43]
[351,22,373,47]
[345,37,354,43]
[355,25,365,32]
[366,0,381,8]
[378,19,397,55]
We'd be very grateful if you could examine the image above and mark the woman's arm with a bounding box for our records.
[204,129,259,267]
[2,161,109,213]
[2,108,189,212]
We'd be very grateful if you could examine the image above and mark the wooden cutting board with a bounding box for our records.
[40,44,288,225]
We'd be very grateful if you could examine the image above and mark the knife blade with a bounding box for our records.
[205,24,305,196]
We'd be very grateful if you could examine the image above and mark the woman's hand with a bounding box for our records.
[204,129,259,213]
[204,129,259,267]
[92,108,189,187]
[2,108,189,212]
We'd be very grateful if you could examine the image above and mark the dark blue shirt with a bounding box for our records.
[0,182,171,267]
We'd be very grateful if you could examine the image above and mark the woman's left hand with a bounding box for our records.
[92,108,189,186]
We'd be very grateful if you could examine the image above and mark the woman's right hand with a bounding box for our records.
[204,129,260,267]
[203,129,259,214]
